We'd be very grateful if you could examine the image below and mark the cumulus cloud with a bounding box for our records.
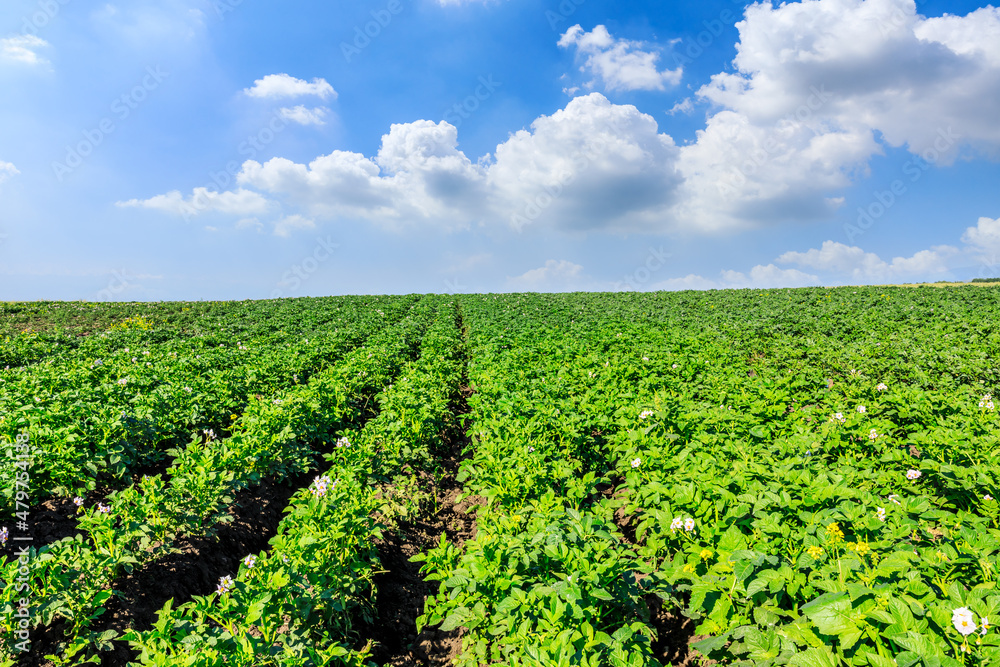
[0,161,19,183]
[960,217,1000,276]
[123,0,1000,237]
[961,216,1000,254]
[121,94,686,233]
[558,25,682,92]
[244,74,337,100]
[653,265,820,291]
[668,98,694,115]
[117,188,271,219]
[236,119,485,230]
[648,220,1000,292]
[488,93,682,232]
[506,260,585,292]
[777,240,957,281]
[674,0,1000,231]
[1,35,49,65]
[279,105,330,126]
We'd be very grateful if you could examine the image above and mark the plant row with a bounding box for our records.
[122,300,466,666]
[0,300,435,665]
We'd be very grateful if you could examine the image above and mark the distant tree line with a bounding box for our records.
[971,277,1000,283]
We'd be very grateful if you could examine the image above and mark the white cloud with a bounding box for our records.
[721,264,821,289]
[116,188,271,218]
[1,35,49,65]
[235,217,264,233]
[668,98,693,115]
[123,94,686,233]
[961,216,1000,255]
[506,260,584,292]
[651,274,724,292]
[777,240,957,281]
[487,93,682,232]
[244,74,337,100]
[125,0,1000,239]
[653,265,819,291]
[0,161,19,183]
[649,220,1000,292]
[278,105,330,126]
[274,214,316,237]
[236,119,485,230]
[558,25,682,92]
[670,0,1000,232]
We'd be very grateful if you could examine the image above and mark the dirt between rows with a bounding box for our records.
[359,385,479,666]
[3,428,232,557]
[614,500,709,666]
[17,466,313,667]
[2,457,178,559]
[362,484,480,666]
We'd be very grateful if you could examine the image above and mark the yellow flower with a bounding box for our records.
[848,540,870,556]
[683,563,696,574]
[699,549,713,561]
[806,545,824,559]
[825,523,845,544]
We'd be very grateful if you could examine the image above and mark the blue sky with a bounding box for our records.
[1,0,999,300]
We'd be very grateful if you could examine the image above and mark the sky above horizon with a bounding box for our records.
[2,0,1000,301]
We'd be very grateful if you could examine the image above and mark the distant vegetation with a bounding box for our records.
[971,277,1000,283]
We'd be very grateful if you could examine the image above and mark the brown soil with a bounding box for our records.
[646,594,710,666]
[613,499,707,666]
[360,385,479,667]
[16,467,314,667]
[1,496,84,557]
[2,456,182,558]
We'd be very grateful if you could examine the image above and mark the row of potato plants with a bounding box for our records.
[0,296,416,511]
[0,300,435,666]
[1,328,358,512]
[0,296,403,368]
[417,294,687,666]
[122,300,466,665]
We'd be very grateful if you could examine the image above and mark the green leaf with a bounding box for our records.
[788,647,839,667]
[863,652,899,667]
[800,592,856,635]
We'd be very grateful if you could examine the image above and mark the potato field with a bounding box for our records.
[2,287,1000,667]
